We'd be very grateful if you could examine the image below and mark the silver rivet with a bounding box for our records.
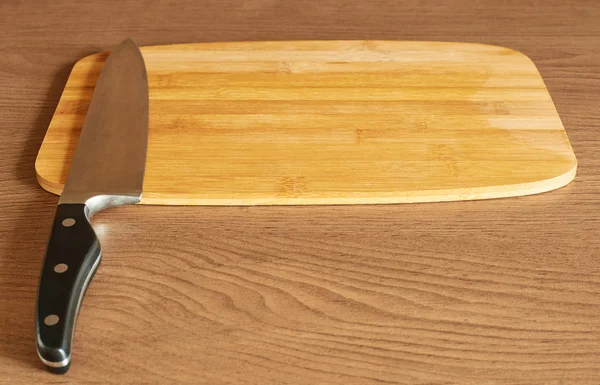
[62,218,76,227]
[44,315,59,326]
[54,263,68,273]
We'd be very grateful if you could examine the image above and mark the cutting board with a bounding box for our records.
[36,41,577,205]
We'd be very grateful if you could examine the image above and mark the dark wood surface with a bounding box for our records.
[1,1,598,383]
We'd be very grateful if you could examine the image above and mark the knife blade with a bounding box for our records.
[35,38,149,374]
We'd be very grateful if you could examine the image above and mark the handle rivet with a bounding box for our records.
[44,315,60,326]
[62,218,76,227]
[54,263,68,273]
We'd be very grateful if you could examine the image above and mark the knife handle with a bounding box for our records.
[36,203,101,374]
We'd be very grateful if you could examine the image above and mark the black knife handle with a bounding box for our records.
[36,203,101,374]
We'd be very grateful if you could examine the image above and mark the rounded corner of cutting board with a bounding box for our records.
[557,156,578,188]
[76,50,111,64]
[436,41,543,72]
[504,159,577,200]
[35,158,62,196]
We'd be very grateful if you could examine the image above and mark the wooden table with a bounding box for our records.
[1,1,598,383]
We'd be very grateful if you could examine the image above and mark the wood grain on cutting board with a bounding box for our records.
[35,40,577,205]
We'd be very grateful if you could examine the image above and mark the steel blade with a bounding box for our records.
[59,38,149,215]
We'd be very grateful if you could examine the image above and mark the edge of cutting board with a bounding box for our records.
[36,40,578,205]
[36,166,577,205]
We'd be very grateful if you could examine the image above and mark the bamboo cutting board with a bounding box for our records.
[36,41,577,205]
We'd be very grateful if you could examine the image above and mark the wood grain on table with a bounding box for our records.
[0,1,599,384]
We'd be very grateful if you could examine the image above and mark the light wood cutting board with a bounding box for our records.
[36,40,577,205]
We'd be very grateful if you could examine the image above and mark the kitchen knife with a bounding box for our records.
[35,38,149,374]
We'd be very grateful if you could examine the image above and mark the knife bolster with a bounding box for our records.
[59,193,141,218]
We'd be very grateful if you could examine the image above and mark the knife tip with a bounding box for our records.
[119,37,140,49]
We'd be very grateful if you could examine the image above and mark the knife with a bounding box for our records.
[35,38,149,374]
